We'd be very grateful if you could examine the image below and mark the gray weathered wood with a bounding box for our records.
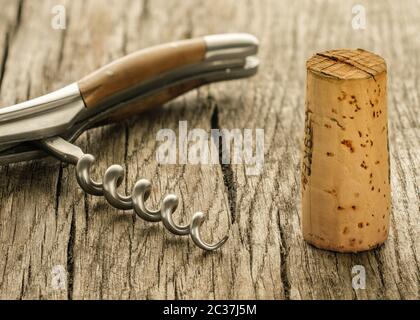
[0,0,418,300]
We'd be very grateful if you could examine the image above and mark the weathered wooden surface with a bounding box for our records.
[0,0,418,300]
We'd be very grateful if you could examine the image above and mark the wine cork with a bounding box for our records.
[301,49,390,253]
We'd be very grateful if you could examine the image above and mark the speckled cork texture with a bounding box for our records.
[302,49,390,253]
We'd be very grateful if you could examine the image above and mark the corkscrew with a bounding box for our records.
[35,136,230,251]
[0,34,259,251]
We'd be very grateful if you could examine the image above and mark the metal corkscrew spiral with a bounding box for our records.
[75,153,229,251]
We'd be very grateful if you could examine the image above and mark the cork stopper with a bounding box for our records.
[302,48,390,253]
[307,49,387,80]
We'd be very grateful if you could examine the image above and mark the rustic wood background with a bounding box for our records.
[0,0,418,300]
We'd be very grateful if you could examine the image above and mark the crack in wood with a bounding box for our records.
[210,100,237,224]
[66,206,75,300]
[16,0,24,28]
[140,0,150,19]
[0,32,10,93]
[57,17,69,71]
[278,210,291,300]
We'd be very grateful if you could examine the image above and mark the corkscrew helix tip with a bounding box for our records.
[40,137,230,252]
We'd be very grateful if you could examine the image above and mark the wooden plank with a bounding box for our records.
[0,0,76,300]
[0,0,418,300]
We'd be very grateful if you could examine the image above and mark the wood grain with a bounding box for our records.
[0,0,418,300]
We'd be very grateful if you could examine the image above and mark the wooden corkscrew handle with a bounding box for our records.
[78,38,207,110]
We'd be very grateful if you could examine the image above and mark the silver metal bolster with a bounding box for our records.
[204,33,259,61]
[37,136,85,165]
[0,83,86,145]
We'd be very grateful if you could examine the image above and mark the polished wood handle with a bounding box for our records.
[95,78,206,126]
[78,38,206,109]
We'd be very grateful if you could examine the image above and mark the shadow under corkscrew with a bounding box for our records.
[75,153,230,251]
